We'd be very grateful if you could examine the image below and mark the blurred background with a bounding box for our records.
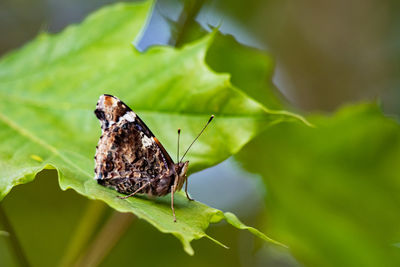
[0,0,399,266]
[1,0,399,114]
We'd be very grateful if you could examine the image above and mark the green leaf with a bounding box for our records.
[0,1,302,254]
[204,32,284,110]
[237,103,400,266]
[169,20,285,110]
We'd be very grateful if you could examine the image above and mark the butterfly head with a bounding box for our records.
[175,161,189,191]
[174,115,214,193]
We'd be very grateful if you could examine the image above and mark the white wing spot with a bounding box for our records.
[142,134,153,148]
[112,97,118,107]
[122,112,136,122]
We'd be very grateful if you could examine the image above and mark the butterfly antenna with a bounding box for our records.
[177,128,181,163]
[180,115,214,162]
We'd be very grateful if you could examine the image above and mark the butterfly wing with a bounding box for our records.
[94,94,176,196]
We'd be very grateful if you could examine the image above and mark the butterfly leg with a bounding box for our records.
[117,181,151,199]
[171,185,177,222]
[184,178,194,201]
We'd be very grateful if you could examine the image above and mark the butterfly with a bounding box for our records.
[94,94,213,222]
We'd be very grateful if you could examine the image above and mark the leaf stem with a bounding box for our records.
[73,211,135,267]
[170,0,205,47]
[58,200,107,267]
[0,204,31,267]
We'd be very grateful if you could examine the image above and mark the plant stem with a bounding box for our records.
[170,0,206,47]
[0,204,30,267]
[73,211,135,267]
[58,200,106,267]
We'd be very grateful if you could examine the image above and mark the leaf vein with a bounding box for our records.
[0,111,91,178]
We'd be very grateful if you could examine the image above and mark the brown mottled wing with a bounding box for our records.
[94,94,175,196]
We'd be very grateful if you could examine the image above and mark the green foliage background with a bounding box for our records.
[0,1,399,267]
